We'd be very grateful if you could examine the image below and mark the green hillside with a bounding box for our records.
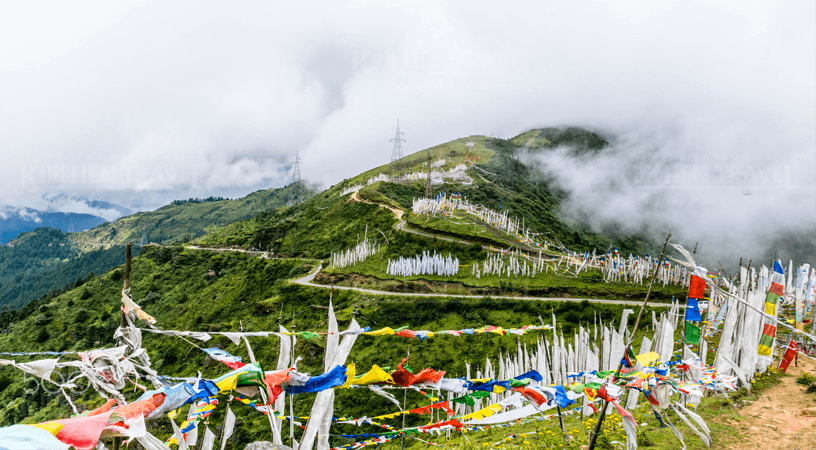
[0,228,128,309]
[72,183,308,247]
[0,184,309,310]
[0,246,663,444]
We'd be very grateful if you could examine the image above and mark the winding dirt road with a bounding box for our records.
[290,263,675,307]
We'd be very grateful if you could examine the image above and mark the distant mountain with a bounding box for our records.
[0,184,308,310]
[72,184,308,247]
[0,208,107,244]
[0,227,126,309]
[86,200,133,218]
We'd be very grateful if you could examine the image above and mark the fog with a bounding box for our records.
[528,116,815,268]
[0,1,813,263]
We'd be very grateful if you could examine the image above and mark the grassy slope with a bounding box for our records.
[197,128,671,300]
[0,185,308,310]
[0,228,131,309]
[0,246,662,445]
[72,184,305,247]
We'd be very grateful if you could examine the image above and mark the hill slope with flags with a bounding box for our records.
[0,126,814,449]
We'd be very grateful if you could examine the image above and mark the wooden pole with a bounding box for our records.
[588,232,671,450]
[290,312,296,449]
[113,243,131,450]
[401,346,410,450]
[542,331,569,441]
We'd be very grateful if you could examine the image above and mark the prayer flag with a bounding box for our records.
[684,322,700,345]
[759,262,785,357]
[203,348,246,370]
[622,347,636,368]
[0,425,70,450]
[778,339,798,373]
[688,275,706,299]
[636,351,660,366]
[286,365,347,394]
[684,298,702,322]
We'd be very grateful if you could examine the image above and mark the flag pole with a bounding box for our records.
[588,232,671,450]
[290,312,296,449]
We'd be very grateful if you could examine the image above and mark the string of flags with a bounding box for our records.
[139,324,552,344]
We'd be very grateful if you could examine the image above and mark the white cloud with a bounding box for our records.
[16,208,41,224]
[0,0,812,260]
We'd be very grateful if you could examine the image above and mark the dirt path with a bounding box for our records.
[349,190,486,248]
[290,263,676,307]
[350,190,403,220]
[727,354,816,449]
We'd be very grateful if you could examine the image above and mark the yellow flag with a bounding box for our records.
[363,327,395,336]
[216,373,240,392]
[350,365,394,385]
[460,403,502,421]
[636,351,660,367]
[340,363,356,388]
[30,423,63,436]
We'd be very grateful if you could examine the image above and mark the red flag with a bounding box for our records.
[418,419,463,431]
[512,387,547,406]
[688,275,706,299]
[778,339,798,373]
[390,357,446,387]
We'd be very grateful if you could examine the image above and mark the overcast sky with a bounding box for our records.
[1,1,814,260]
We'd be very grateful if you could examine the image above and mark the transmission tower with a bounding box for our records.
[389,120,405,178]
[287,150,302,206]
[140,224,147,246]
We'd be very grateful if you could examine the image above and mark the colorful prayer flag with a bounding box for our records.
[778,339,798,373]
[684,322,700,345]
[688,275,706,299]
[684,298,702,322]
[759,262,785,357]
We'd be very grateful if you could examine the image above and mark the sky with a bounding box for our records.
[0,1,814,262]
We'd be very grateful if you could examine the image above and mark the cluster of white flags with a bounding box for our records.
[471,249,603,279]
[431,159,446,169]
[602,254,688,288]
[387,251,460,277]
[329,238,380,269]
[395,163,473,184]
[472,250,549,279]
[340,173,392,196]
[709,260,816,377]
[340,184,363,196]
[411,195,524,237]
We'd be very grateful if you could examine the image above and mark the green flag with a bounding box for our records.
[684,322,700,345]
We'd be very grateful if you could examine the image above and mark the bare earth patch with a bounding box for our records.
[725,354,816,449]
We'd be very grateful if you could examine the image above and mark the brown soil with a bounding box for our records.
[350,190,404,219]
[725,354,816,449]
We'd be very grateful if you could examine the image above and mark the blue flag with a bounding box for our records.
[287,365,347,394]
[684,297,702,321]
[553,385,575,408]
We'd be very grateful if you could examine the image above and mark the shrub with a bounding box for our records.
[796,372,816,386]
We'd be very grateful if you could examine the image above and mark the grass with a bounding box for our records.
[405,213,526,250]
[320,244,686,302]
[335,136,496,192]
